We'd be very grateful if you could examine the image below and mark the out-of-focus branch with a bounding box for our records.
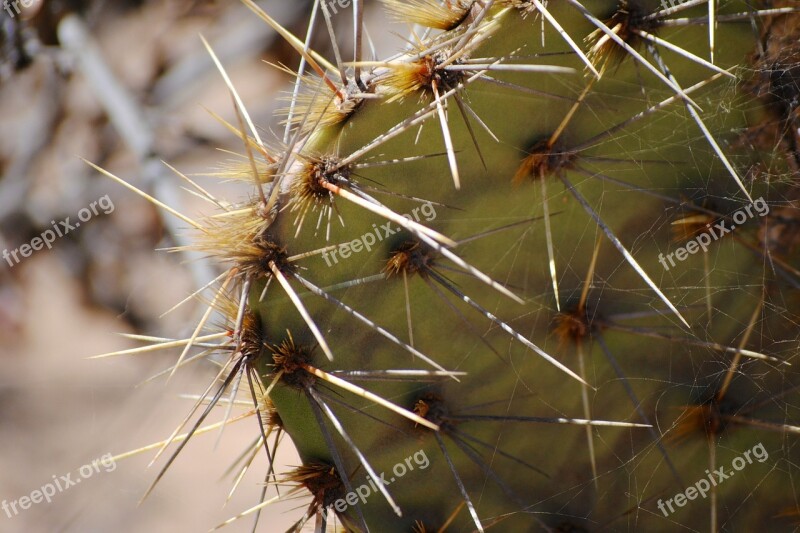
[57,13,217,293]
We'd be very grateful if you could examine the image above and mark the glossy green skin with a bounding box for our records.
[254,2,800,530]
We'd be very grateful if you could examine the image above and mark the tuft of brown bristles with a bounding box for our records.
[291,155,351,208]
[669,400,727,444]
[280,74,370,133]
[240,235,297,281]
[381,0,477,31]
[269,332,317,389]
[238,310,266,362]
[585,0,662,72]
[413,392,449,428]
[384,240,437,278]
[286,463,346,509]
[189,203,292,284]
[670,214,714,243]
[381,47,467,103]
[513,139,575,183]
[553,308,592,348]
[777,506,800,525]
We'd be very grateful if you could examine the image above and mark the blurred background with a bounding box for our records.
[0,1,395,530]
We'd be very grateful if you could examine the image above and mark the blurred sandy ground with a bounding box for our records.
[0,1,392,530]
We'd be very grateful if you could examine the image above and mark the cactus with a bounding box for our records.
[92,0,800,531]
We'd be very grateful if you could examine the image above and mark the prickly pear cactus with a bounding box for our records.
[94,0,800,531]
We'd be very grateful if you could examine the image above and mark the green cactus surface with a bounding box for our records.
[93,0,800,531]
